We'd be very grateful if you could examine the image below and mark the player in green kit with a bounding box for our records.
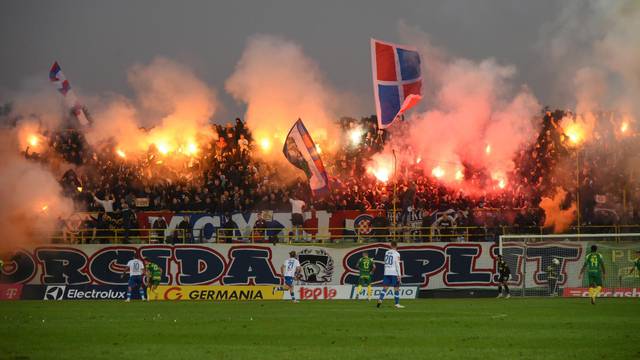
[628,250,640,276]
[355,251,375,300]
[579,245,606,305]
[143,258,163,301]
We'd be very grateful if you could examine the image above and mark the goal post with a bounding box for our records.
[498,233,640,297]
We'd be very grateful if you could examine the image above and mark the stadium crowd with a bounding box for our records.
[16,108,640,239]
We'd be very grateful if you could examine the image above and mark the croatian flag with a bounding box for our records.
[49,61,90,126]
[283,119,329,198]
[371,38,422,129]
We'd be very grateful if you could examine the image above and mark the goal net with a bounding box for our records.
[498,233,640,297]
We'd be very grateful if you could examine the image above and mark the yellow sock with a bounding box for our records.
[588,287,595,298]
[357,285,362,295]
[595,286,602,297]
[367,285,372,298]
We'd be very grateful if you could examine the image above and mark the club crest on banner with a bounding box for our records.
[298,248,334,283]
[354,214,374,235]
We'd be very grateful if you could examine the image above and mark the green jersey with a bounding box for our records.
[584,252,604,274]
[357,257,374,277]
[146,263,162,278]
[634,258,640,272]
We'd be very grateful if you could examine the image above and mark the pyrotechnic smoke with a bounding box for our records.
[2,76,67,130]
[226,34,342,162]
[378,23,540,193]
[0,132,73,251]
[86,57,218,160]
[16,120,47,154]
[540,187,576,233]
[545,0,640,120]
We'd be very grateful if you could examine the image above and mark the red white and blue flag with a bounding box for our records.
[371,38,422,129]
[49,61,90,126]
[283,119,329,198]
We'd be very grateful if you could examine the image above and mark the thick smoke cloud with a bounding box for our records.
[373,23,540,193]
[0,132,73,251]
[86,57,218,157]
[545,0,640,117]
[225,34,343,162]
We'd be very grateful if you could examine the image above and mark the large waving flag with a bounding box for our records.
[371,38,422,129]
[49,61,90,126]
[283,119,329,197]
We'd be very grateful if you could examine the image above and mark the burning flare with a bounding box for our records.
[28,135,39,147]
[259,138,272,153]
[620,121,629,134]
[156,142,170,155]
[432,166,445,179]
[349,127,363,146]
[366,153,394,183]
[372,167,390,183]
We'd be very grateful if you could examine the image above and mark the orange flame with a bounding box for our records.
[367,154,393,183]
[156,142,170,155]
[620,121,629,133]
[259,138,272,153]
[184,142,199,156]
[28,135,39,147]
[564,122,584,146]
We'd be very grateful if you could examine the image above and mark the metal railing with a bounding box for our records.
[51,228,186,244]
[47,224,640,244]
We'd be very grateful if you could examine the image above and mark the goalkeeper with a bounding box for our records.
[547,258,560,296]
[579,245,605,305]
[355,252,376,300]
[628,250,640,276]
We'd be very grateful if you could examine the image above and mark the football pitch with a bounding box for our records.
[1,298,638,360]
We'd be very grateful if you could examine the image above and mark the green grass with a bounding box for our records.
[1,298,639,360]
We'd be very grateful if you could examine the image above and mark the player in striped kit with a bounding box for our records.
[377,241,404,309]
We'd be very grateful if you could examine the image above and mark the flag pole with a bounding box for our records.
[392,149,397,237]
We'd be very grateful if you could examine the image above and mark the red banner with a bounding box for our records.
[563,287,640,298]
[0,284,23,300]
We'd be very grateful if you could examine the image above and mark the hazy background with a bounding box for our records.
[0,0,564,121]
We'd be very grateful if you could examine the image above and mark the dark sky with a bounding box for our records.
[0,0,563,120]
